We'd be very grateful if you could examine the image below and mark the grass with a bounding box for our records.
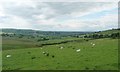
[2,38,118,70]
[2,37,87,50]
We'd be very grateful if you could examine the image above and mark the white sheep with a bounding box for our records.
[92,43,95,48]
[76,49,81,52]
[92,44,95,46]
[6,55,11,58]
[42,51,45,54]
[91,42,95,46]
[60,46,64,49]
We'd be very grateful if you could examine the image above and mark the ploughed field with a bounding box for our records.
[2,37,118,70]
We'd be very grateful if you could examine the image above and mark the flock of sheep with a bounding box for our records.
[42,51,55,58]
[6,42,96,58]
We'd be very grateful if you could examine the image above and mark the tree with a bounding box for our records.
[1,33,9,37]
[110,32,120,39]
[18,34,24,38]
[37,37,49,42]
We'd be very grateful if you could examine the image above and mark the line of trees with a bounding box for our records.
[1,33,16,37]
[84,32,120,39]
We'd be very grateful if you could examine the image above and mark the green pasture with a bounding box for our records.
[2,38,118,70]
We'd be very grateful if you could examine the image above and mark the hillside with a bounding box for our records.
[95,29,120,34]
[1,28,91,37]
[2,28,119,70]
[83,28,120,39]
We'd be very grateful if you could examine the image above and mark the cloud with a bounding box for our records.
[0,15,33,29]
[49,13,118,31]
[69,2,117,18]
[0,0,118,31]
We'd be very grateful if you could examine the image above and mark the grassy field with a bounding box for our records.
[2,37,118,70]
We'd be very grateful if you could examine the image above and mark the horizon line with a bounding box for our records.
[0,28,118,32]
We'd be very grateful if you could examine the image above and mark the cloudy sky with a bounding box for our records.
[0,0,118,31]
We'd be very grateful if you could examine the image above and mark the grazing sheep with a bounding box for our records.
[92,44,95,46]
[60,46,64,49]
[92,43,95,48]
[45,53,49,56]
[6,55,11,58]
[91,42,95,47]
[76,49,81,52]
[42,52,46,54]
[43,51,49,56]
[44,54,47,56]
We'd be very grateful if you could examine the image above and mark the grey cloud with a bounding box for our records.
[4,6,39,19]
[0,1,117,31]
[45,2,112,15]
[2,2,113,20]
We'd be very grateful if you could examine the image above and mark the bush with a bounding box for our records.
[37,37,49,42]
